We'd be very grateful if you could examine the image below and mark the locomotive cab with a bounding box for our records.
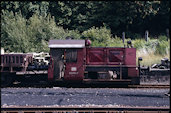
[48,40,86,82]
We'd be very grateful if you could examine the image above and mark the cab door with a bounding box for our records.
[64,48,85,81]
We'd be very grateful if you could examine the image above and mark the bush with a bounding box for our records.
[82,26,112,46]
[158,35,168,41]
[1,11,81,53]
[108,37,124,47]
[132,39,146,50]
[65,29,81,39]
[155,40,170,55]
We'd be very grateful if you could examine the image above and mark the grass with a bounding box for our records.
[135,38,170,66]
[136,53,170,66]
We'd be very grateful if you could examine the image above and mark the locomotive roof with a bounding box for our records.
[48,40,85,48]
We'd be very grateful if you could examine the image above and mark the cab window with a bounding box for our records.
[66,49,77,63]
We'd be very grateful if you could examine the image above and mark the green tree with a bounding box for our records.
[1,1,170,40]
[1,10,30,52]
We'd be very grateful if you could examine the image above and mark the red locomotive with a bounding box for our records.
[1,39,141,87]
[48,39,140,85]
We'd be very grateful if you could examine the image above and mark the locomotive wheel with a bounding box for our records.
[1,72,15,87]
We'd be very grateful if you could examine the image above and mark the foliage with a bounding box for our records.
[132,39,146,50]
[1,10,30,52]
[136,53,169,66]
[108,37,124,47]
[82,25,111,46]
[1,1,170,36]
[133,38,169,56]
[155,40,170,55]
[1,1,170,66]
[1,10,81,52]
[158,35,168,41]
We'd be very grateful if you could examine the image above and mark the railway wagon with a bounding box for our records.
[1,53,33,86]
[48,39,140,85]
[0,53,49,87]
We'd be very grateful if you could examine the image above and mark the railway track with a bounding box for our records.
[3,81,170,88]
[1,106,170,113]
[128,84,170,88]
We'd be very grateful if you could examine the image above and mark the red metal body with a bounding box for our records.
[64,48,85,81]
[86,47,137,78]
[124,48,137,77]
[86,47,125,65]
[48,40,139,84]
[1,54,33,72]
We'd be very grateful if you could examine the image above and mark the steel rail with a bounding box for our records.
[1,106,170,113]
[128,84,170,88]
[2,84,170,88]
